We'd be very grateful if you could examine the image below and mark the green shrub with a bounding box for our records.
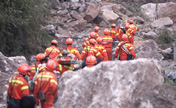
[0,0,53,59]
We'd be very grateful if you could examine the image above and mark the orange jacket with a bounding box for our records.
[109,28,117,39]
[8,75,29,100]
[95,32,100,38]
[115,41,135,60]
[129,24,139,32]
[101,35,113,48]
[126,28,135,45]
[115,28,124,41]
[61,45,81,60]
[44,46,62,59]
[34,70,57,106]
[29,64,45,80]
[81,46,104,61]
[56,64,74,76]
[95,43,108,61]
[82,40,90,48]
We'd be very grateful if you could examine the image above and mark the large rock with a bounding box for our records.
[134,40,164,60]
[70,11,83,20]
[151,17,173,28]
[102,9,119,23]
[55,59,164,108]
[142,31,158,39]
[68,19,87,31]
[141,2,176,22]
[84,3,101,22]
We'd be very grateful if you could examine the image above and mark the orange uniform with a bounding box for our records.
[34,70,57,108]
[8,75,29,100]
[115,27,124,42]
[129,24,139,32]
[126,28,135,45]
[115,41,135,60]
[102,35,113,60]
[95,43,108,61]
[44,45,62,59]
[30,64,45,80]
[61,45,81,60]
[57,64,74,76]
[109,28,117,40]
[81,46,104,61]
[95,32,100,38]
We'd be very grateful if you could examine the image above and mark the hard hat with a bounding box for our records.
[94,26,100,31]
[89,32,97,39]
[65,38,73,44]
[86,55,97,65]
[111,23,116,28]
[67,53,76,60]
[51,40,58,46]
[121,34,129,41]
[129,20,134,24]
[46,59,58,71]
[62,50,69,57]
[35,53,46,62]
[124,23,129,29]
[89,39,96,45]
[103,29,109,35]
[96,37,103,43]
[17,64,31,75]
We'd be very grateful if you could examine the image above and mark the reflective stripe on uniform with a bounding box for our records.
[82,51,86,53]
[10,80,24,85]
[103,50,106,52]
[50,79,57,85]
[96,52,100,56]
[129,47,133,50]
[37,75,53,78]
[59,64,62,72]
[116,47,119,49]
[64,65,74,70]
[39,67,45,71]
[21,86,29,90]
[35,81,37,84]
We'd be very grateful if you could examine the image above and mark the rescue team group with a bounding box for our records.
[7,20,139,108]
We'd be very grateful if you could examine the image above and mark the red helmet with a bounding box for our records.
[129,20,134,24]
[51,40,58,46]
[94,26,99,32]
[121,34,129,41]
[67,53,76,60]
[125,23,129,29]
[96,37,103,43]
[111,23,116,28]
[89,39,96,45]
[17,64,31,75]
[46,59,58,71]
[89,32,97,39]
[103,29,109,35]
[86,55,97,65]
[65,38,73,44]
[35,53,46,61]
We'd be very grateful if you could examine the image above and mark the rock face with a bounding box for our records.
[134,40,164,60]
[102,9,119,23]
[142,31,158,39]
[55,59,163,108]
[151,17,173,28]
[84,3,101,22]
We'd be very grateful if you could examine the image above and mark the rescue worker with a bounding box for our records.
[88,32,98,39]
[86,55,97,68]
[102,29,113,61]
[115,34,135,61]
[81,39,104,61]
[129,20,139,32]
[57,52,76,76]
[61,38,81,60]
[126,23,135,45]
[94,26,100,38]
[82,38,90,48]
[34,59,58,108]
[95,37,108,61]
[44,39,62,59]
[109,23,117,40]
[7,64,30,103]
[30,53,46,80]
[116,23,129,42]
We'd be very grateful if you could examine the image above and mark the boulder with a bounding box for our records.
[41,25,56,35]
[102,9,119,23]
[142,31,158,39]
[133,16,145,24]
[55,59,163,108]
[70,11,83,20]
[151,17,173,28]
[134,40,164,60]
[160,47,173,60]
[68,19,87,31]
[84,3,101,22]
